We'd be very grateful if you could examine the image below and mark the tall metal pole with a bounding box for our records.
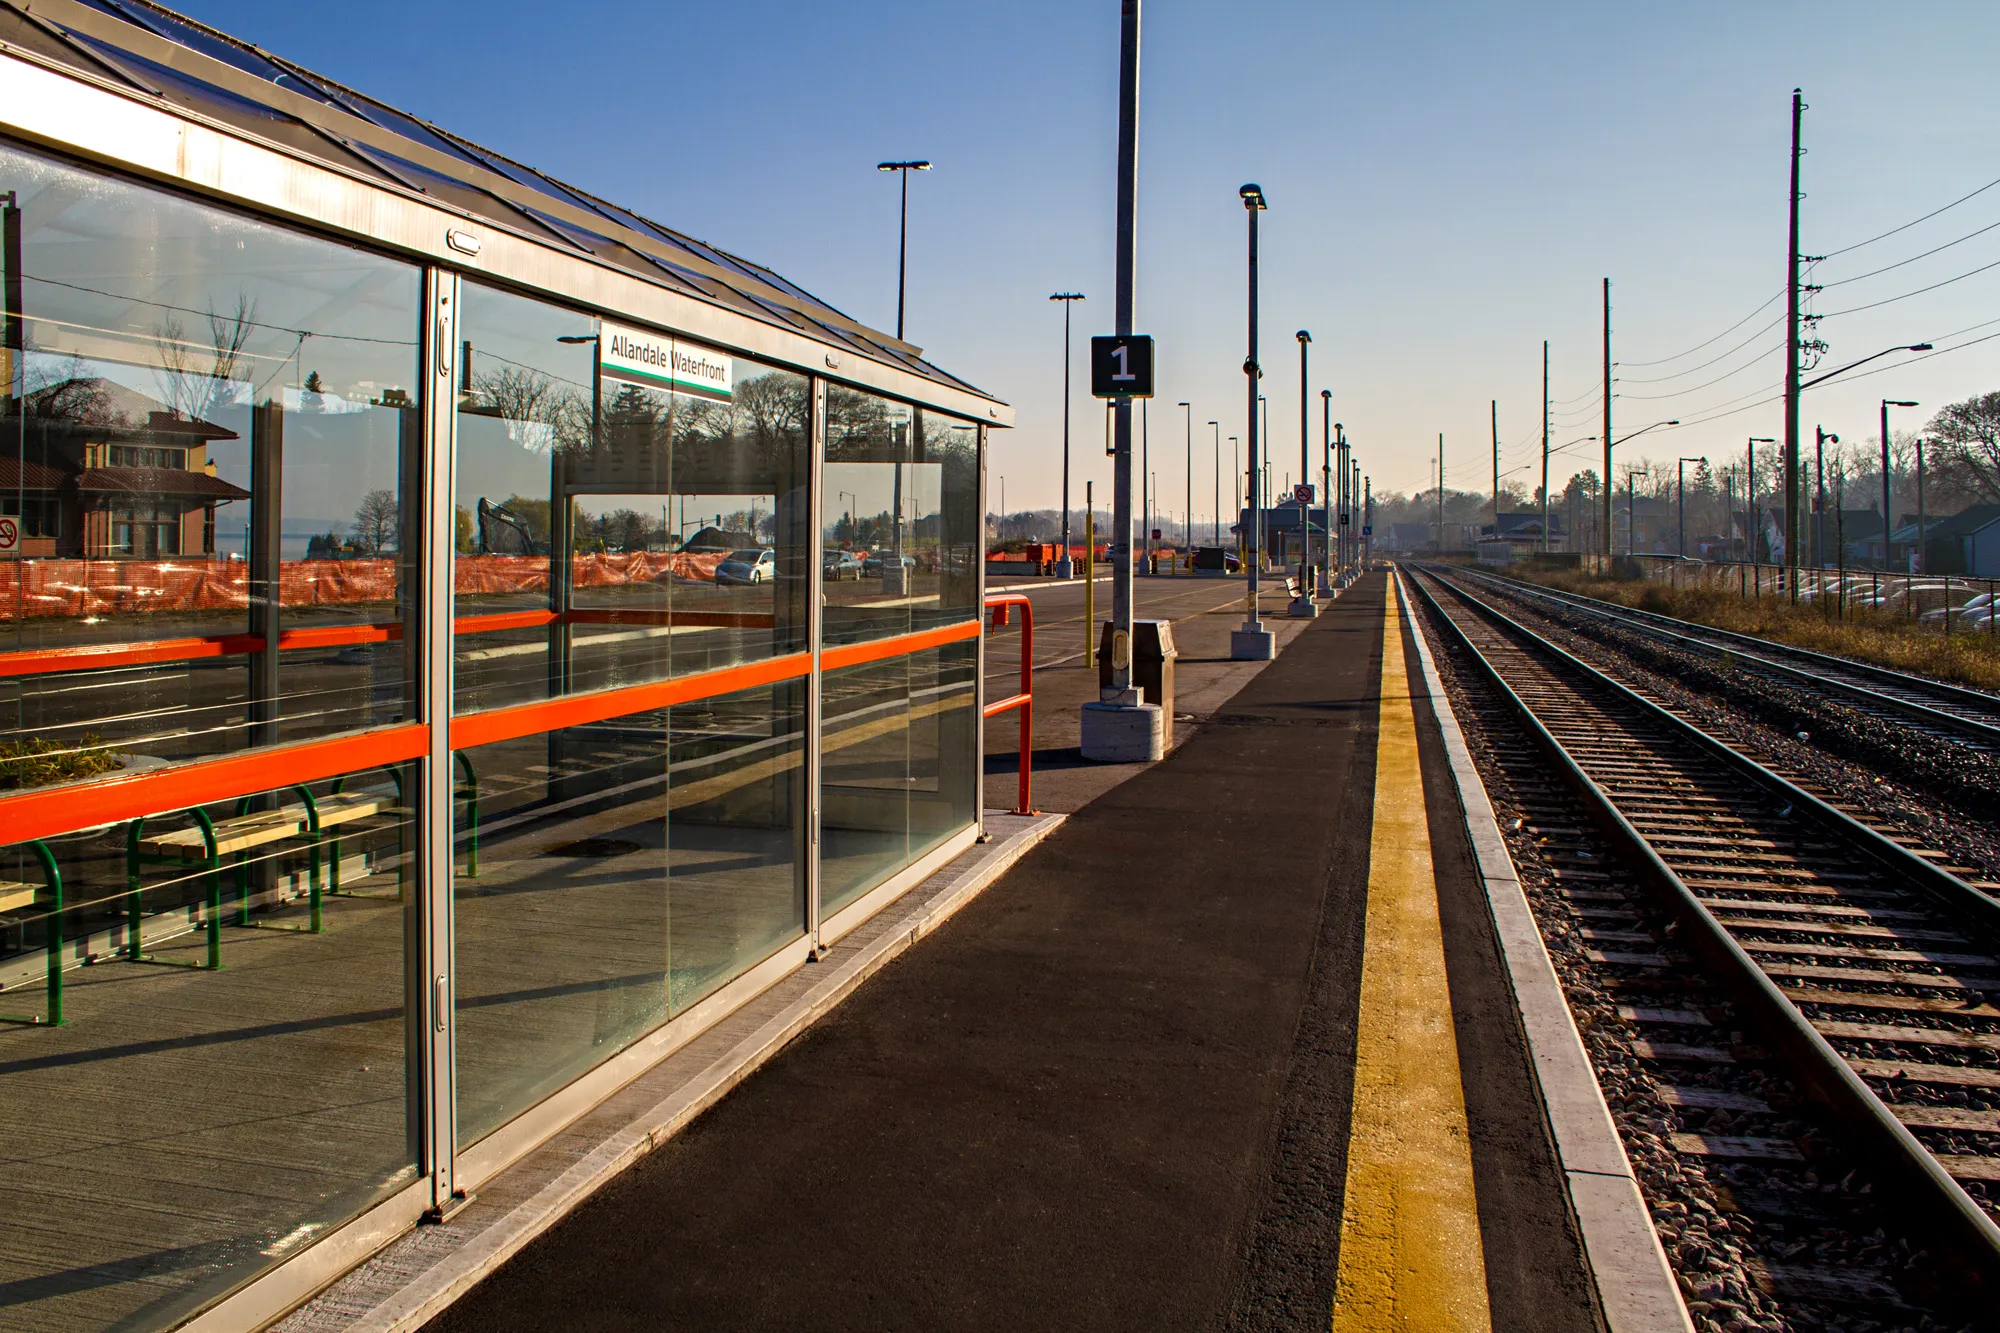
[1601,278,1613,561]
[1211,421,1220,546]
[1320,390,1332,593]
[1106,0,1140,699]
[1290,331,1313,613]
[1438,432,1446,553]
[1917,437,1927,575]
[1233,182,1271,659]
[897,166,910,342]
[1140,399,1150,576]
[1180,401,1191,575]
[1881,400,1891,569]
[1540,340,1551,552]
[1052,292,1083,578]
[1784,90,1805,595]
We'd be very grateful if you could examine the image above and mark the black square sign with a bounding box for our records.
[1090,334,1155,398]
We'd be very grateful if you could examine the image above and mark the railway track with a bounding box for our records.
[1406,566,2000,1322]
[1448,564,2000,754]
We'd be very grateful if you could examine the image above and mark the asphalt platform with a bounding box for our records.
[422,571,1601,1332]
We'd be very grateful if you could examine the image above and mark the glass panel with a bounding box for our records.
[822,388,979,645]
[453,286,809,713]
[0,758,417,1331]
[820,639,978,916]
[0,139,423,784]
[453,676,806,1145]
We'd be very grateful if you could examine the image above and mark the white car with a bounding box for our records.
[715,548,775,586]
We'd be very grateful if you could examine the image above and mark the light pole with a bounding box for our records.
[1229,436,1240,553]
[1179,401,1192,575]
[1917,436,1928,575]
[1140,399,1151,575]
[838,490,857,545]
[1604,418,1679,558]
[1815,426,1836,570]
[1795,341,1929,586]
[1288,331,1315,615]
[1746,437,1774,563]
[1050,291,1084,578]
[1624,466,1649,557]
[1224,183,1272,660]
[876,160,930,342]
[1881,399,1918,570]
[1677,457,1707,558]
[1210,420,1220,546]
[1320,390,1333,595]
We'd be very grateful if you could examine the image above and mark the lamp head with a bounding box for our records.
[877,160,931,172]
[1908,343,1933,352]
[1666,419,1681,426]
[1239,183,1267,210]
[1048,291,1084,302]
[1887,399,1919,407]
[556,334,598,344]
[1296,330,1311,344]
[1321,389,1332,400]
[1178,400,1190,408]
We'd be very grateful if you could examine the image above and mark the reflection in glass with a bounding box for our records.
[453,679,805,1145]
[453,285,808,715]
[0,761,415,1332]
[822,389,980,645]
[0,142,422,779]
[820,640,979,915]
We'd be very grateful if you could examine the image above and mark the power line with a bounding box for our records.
[1823,171,2000,259]
[1819,254,2000,319]
[1614,313,1787,383]
[1616,341,1785,401]
[1616,288,1785,368]
[1819,215,2000,289]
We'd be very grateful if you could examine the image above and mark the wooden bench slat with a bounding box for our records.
[0,881,49,912]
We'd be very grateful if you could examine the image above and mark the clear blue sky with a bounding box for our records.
[172,0,2000,519]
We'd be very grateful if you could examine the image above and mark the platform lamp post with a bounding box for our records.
[1288,331,1316,617]
[876,160,930,341]
[1814,428,1836,573]
[1168,402,1184,572]
[1050,291,1084,578]
[1229,436,1240,555]
[1676,457,1707,558]
[1320,390,1333,595]
[1210,420,1220,545]
[1881,399,1918,571]
[1745,437,1774,564]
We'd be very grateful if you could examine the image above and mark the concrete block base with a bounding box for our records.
[1055,558,1074,580]
[882,565,910,596]
[1286,595,1319,619]
[1230,624,1276,660]
[1079,700,1164,763]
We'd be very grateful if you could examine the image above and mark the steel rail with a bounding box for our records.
[1404,566,2000,1292]
[1454,565,2000,750]
[1473,565,2000,730]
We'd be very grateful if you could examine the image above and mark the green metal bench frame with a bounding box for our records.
[0,840,66,1026]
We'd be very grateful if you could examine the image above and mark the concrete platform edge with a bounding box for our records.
[1396,570,1693,1333]
[271,811,1065,1333]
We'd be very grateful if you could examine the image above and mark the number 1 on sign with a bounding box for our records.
[1111,345,1132,381]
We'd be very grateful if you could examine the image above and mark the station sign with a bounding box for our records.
[1089,334,1155,398]
[599,320,734,402]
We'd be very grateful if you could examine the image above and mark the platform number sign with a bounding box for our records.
[0,516,17,554]
[1089,334,1155,399]
[1338,512,1349,526]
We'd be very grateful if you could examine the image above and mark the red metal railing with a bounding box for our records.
[982,593,1036,816]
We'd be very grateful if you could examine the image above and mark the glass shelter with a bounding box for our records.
[0,5,1007,1329]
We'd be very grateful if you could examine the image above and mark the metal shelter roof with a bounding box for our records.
[0,0,1000,408]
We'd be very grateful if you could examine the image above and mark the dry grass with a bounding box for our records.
[1514,568,2000,694]
[0,733,122,790]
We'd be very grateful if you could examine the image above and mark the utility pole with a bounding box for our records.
[1438,432,1446,553]
[1540,340,1551,552]
[1783,89,1807,596]
[1491,399,1500,540]
[1601,277,1613,562]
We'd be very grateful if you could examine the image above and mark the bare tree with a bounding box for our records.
[353,489,399,555]
[155,294,256,424]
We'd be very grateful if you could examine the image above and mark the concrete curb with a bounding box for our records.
[272,811,1065,1333]
[1397,571,1693,1333]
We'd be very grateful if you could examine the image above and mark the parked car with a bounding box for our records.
[823,549,865,581]
[863,551,916,578]
[715,547,775,586]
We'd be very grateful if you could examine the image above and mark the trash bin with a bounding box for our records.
[1098,618,1178,744]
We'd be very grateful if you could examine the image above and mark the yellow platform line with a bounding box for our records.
[1332,577,1492,1332]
